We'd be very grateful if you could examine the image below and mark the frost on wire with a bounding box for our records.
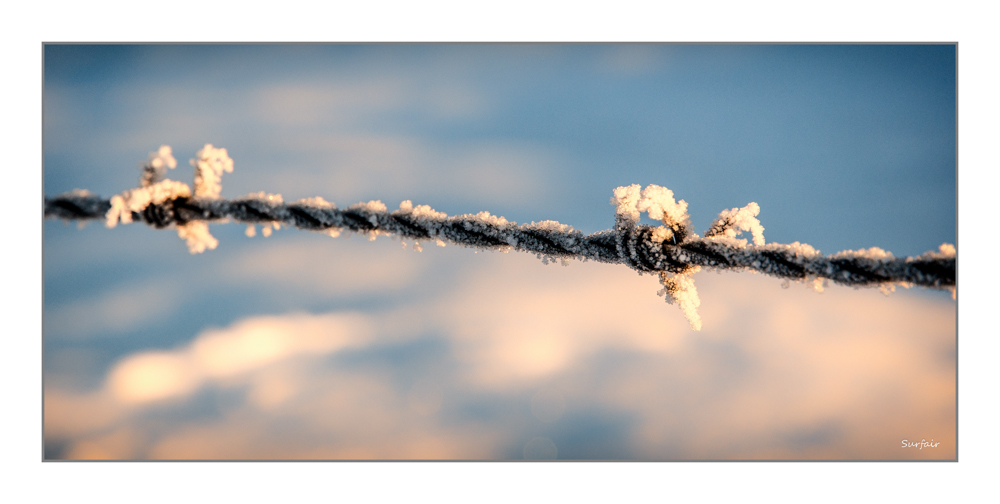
[45,145,957,331]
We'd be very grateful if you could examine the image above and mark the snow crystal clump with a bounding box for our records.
[613,184,692,244]
[913,243,956,261]
[526,220,575,234]
[235,193,284,238]
[240,191,284,204]
[613,184,702,328]
[810,276,828,293]
[357,200,387,213]
[106,179,192,228]
[348,200,388,230]
[761,241,822,258]
[657,267,702,331]
[190,144,234,199]
[612,184,692,228]
[830,247,894,261]
[140,145,178,187]
[295,196,336,209]
[471,211,510,227]
[105,143,241,253]
[611,184,643,222]
[650,226,673,244]
[637,184,691,233]
[878,282,913,296]
[936,243,957,258]
[702,233,751,249]
[705,202,765,246]
[396,200,448,221]
[177,221,219,253]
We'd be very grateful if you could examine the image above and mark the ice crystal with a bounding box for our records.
[190,144,234,199]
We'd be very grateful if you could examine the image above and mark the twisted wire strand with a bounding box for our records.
[44,191,955,290]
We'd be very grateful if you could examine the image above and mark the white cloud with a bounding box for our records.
[45,252,955,460]
[106,312,373,405]
[436,256,688,386]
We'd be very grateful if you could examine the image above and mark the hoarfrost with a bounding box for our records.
[527,220,575,234]
[810,276,827,293]
[190,144,234,199]
[240,191,284,205]
[657,267,702,331]
[913,243,956,261]
[106,145,232,252]
[59,153,958,331]
[762,241,822,258]
[106,179,192,228]
[397,200,448,221]
[878,282,911,296]
[296,196,335,209]
[350,200,388,228]
[177,221,218,254]
[650,226,673,244]
[937,243,957,258]
[612,184,692,232]
[472,210,510,227]
[611,184,643,221]
[702,234,749,249]
[637,184,691,233]
[140,145,178,187]
[357,200,387,213]
[705,202,765,246]
[831,247,894,260]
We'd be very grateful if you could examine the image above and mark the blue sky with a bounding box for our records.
[45,44,955,253]
[43,44,956,460]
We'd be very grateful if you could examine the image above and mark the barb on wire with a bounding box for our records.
[44,145,956,330]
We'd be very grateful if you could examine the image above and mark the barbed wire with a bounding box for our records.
[43,188,955,287]
[43,144,956,330]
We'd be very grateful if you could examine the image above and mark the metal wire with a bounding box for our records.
[44,191,955,290]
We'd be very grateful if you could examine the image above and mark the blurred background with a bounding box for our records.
[43,44,955,460]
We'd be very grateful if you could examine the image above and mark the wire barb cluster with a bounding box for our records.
[44,144,956,330]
